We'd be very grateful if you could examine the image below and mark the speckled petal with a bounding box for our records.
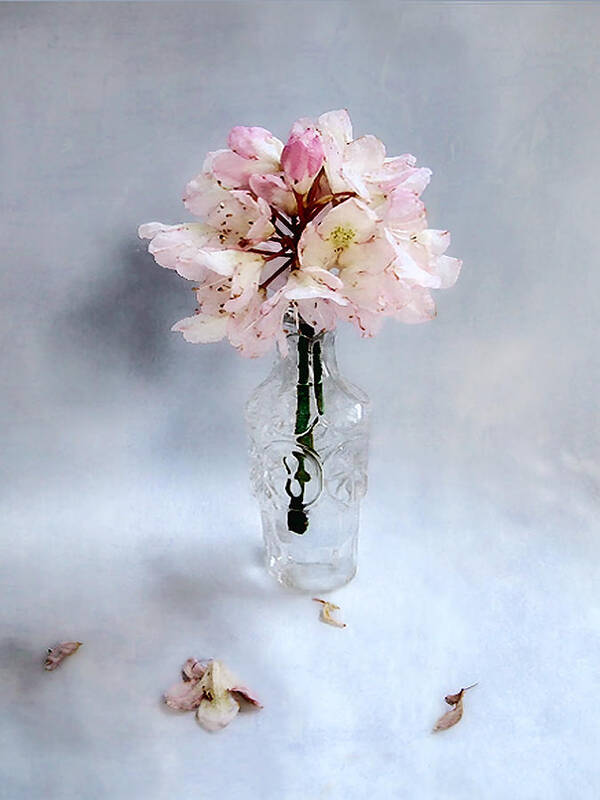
[171,313,228,343]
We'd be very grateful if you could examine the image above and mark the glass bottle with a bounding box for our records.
[245,317,370,592]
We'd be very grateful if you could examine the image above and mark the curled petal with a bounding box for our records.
[182,658,209,681]
[231,686,263,708]
[196,693,240,731]
[164,679,205,711]
[44,641,82,671]
[171,313,228,343]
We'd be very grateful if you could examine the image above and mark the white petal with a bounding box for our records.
[196,693,240,731]
[317,109,353,147]
[431,255,462,289]
[317,198,378,244]
[344,134,386,175]
[416,229,450,256]
[171,314,228,344]
[298,223,336,269]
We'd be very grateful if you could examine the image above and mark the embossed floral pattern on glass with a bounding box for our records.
[246,320,369,592]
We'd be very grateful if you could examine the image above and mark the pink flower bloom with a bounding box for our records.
[139,109,461,354]
[281,120,325,195]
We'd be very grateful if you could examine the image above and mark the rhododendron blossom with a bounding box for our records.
[139,109,461,357]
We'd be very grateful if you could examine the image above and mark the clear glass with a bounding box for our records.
[245,321,370,592]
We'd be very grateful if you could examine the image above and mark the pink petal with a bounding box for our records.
[281,122,325,194]
[249,173,297,216]
[44,641,82,671]
[182,658,209,681]
[211,150,275,190]
[227,126,283,164]
[164,679,205,711]
[231,686,263,708]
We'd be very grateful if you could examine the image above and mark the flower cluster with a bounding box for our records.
[139,109,461,357]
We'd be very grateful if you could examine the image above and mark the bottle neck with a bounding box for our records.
[282,326,338,379]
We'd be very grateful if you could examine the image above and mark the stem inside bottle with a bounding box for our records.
[285,318,323,534]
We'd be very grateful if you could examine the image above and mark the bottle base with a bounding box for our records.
[267,555,357,593]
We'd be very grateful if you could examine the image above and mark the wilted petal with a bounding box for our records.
[182,658,209,681]
[196,693,240,731]
[231,686,263,708]
[313,598,347,628]
[171,313,228,343]
[195,660,243,731]
[44,641,82,671]
[164,679,205,711]
[227,126,283,164]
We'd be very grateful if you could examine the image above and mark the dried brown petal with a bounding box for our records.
[44,641,82,671]
[433,683,477,733]
[313,598,346,628]
[433,697,464,732]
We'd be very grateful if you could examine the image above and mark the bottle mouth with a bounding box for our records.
[282,309,332,341]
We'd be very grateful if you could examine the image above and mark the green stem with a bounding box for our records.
[286,319,323,534]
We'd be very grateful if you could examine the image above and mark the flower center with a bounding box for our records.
[328,225,356,250]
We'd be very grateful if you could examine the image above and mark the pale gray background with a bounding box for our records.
[1,2,599,798]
